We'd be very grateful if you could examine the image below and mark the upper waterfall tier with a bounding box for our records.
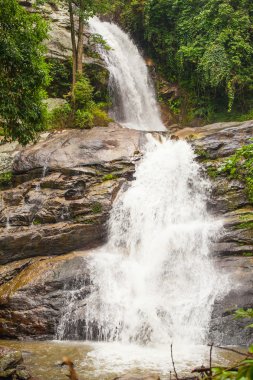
[89,17,165,132]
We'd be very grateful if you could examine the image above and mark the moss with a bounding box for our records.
[236,221,253,230]
[91,202,102,214]
[74,215,95,224]
[239,212,253,222]
[195,148,210,159]
[206,166,218,178]
[32,218,42,225]
[218,142,253,204]
[243,252,253,257]
[102,173,117,181]
[0,172,13,189]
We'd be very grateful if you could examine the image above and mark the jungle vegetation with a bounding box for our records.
[1,0,253,139]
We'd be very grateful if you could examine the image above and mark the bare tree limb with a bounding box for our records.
[170,344,179,380]
[210,345,250,357]
[209,343,213,377]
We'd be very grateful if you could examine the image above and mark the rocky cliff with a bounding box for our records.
[0,121,252,344]
[175,121,253,345]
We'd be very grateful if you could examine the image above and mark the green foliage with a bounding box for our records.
[219,142,253,203]
[144,0,253,113]
[236,221,253,230]
[47,59,71,98]
[74,76,94,109]
[73,75,111,128]
[32,217,42,225]
[210,356,253,380]
[0,0,50,145]
[0,172,13,189]
[91,202,102,214]
[102,173,117,181]
[46,103,72,129]
[47,75,111,130]
[112,0,253,119]
[235,308,253,323]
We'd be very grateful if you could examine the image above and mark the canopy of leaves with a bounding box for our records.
[112,0,253,114]
[145,0,253,111]
[0,0,50,145]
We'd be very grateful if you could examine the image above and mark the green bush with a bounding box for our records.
[219,142,253,203]
[74,76,94,109]
[46,103,72,129]
[0,172,13,188]
[46,75,112,130]
[47,59,71,98]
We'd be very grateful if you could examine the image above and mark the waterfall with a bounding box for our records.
[83,138,223,346]
[89,17,165,131]
[58,18,227,372]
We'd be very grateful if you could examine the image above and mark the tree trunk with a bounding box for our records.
[77,15,84,75]
[68,0,77,89]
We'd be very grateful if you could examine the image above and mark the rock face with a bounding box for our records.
[175,120,253,345]
[0,121,252,344]
[0,124,151,265]
[0,252,90,339]
[0,123,156,339]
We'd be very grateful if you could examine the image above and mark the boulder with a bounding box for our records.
[0,124,153,264]
[0,252,91,339]
[0,346,31,379]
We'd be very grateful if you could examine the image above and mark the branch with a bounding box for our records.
[211,345,251,357]
[170,344,179,380]
[209,343,213,377]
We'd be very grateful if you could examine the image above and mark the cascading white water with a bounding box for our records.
[84,138,223,347]
[89,17,165,131]
[58,18,227,375]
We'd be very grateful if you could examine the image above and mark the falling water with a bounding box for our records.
[89,18,165,131]
[84,138,223,347]
[58,18,227,375]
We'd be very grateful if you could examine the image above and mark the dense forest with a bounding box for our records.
[1,0,253,144]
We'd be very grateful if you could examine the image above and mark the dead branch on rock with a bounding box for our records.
[211,345,252,357]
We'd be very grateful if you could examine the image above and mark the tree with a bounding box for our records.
[144,0,253,112]
[0,0,50,145]
[63,0,111,91]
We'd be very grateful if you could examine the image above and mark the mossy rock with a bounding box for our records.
[0,172,13,190]
[102,173,117,181]
[91,202,102,214]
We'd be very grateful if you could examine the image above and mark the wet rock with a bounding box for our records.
[0,252,91,339]
[0,124,153,264]
[175,120,253,258]
[175,120,253,345]
[0,347,22,371]
[0,347,31,379]
[210,256,253,346]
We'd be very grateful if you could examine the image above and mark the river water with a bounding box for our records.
[0,340,242,380]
